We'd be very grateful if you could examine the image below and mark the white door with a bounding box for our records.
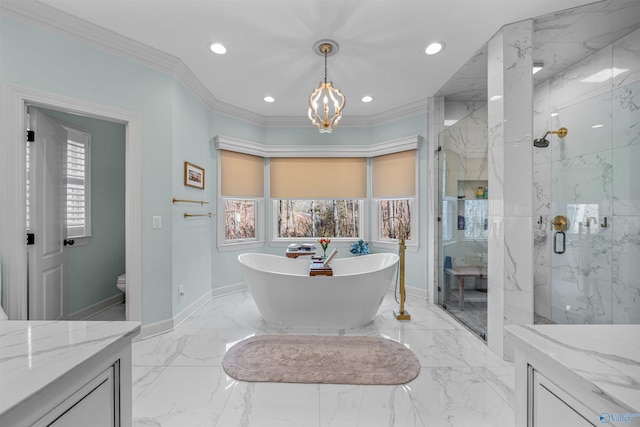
[28,108,66,320]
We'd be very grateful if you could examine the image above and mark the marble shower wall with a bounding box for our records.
[487,20,535,360]
[533,27,640,324]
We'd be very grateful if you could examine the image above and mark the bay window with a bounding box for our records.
[372,150,417,243]
[215,134,421,248]
[219,150,264,245]
[270,157,366,240]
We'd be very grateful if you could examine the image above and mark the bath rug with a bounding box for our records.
[222,335,420,385]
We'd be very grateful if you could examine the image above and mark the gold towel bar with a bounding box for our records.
[183,212,213,218]
[173,198,209,205]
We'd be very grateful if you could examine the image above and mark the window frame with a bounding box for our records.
[269,198,367,243]
[217,196,264,251]
[63,124,92,246]
[214,134,422,252]
[371,197,418,250]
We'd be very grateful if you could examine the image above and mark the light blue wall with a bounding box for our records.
[171,82,214,314]
[38,108,126,315]
[264,125,371,146]
[1,15,173,324]
[1,15,431,327]
[212,112,266,143]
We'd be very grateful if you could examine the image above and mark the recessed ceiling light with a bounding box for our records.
[425,42,445,55]
[592,124,604,129]
[550,112,559,117]
[264,96,275,103]
[209,42,227,55]
[361,95,373,103]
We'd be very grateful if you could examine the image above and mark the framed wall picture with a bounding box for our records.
[184,162,205,189]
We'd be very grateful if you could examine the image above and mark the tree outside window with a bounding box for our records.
[224,199,256,240]
[276,199,361,238]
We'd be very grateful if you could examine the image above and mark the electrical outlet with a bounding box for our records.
[178,285,184,296]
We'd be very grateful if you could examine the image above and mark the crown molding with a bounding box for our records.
[369,98,429,125]
[1,0,180,74]
[2,0,427,128]
[214,134,423,158]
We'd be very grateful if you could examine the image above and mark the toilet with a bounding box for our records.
[116,273,127,294]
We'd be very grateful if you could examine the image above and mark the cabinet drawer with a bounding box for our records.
[531,369,593,427]
[33,363,118,427]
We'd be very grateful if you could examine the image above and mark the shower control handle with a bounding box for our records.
[553,231,566,254]
[551,215,569,232]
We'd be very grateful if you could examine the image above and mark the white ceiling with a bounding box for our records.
[7,0,616,120]
[437,0,640,102]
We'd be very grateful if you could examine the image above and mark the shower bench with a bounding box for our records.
[443,266,487,310]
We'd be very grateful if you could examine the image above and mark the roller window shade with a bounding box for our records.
[372,150,416,198]
[220,150,264,197]
[270,157,367,199]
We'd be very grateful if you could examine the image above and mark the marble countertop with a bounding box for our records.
[0,320,140,415]
[505,324,640,413]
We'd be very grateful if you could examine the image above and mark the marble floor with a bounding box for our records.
[132,290,515,427]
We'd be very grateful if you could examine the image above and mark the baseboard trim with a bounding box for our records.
[66,293,124,320]
[406,285,428,301]
[212,282,247,298]
[173,289,213,330]
[138,282,247,340]
[137,317,174,341]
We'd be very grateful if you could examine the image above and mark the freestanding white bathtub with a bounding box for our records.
[238,252,399,328]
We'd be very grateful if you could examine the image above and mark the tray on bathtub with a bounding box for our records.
[309,259,333,276]
[286,249,317,258]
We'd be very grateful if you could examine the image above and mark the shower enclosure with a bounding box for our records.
[437,105,489,339]
[533,23,640,325]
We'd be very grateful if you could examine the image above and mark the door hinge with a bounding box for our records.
[437,216,442,222]
[27,130,35,142]
[437,286,442,292]
[436,146,442,152]
[27,233,35,245]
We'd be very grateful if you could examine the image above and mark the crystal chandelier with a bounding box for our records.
[308,40,346,133]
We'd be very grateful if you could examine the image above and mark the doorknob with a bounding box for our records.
[64,239,75,246]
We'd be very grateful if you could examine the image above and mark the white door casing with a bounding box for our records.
[29,108,66,320]
[2,84,142,322]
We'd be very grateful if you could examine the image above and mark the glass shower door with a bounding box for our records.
[537,81,640,325]
[547,92,615,324]
[436,105,489,339]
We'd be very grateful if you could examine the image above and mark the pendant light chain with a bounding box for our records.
[324,51,328,84]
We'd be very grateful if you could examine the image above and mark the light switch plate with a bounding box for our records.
[152,216,162,229]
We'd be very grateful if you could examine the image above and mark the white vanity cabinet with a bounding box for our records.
[34,365,116,427]
[530,370,592,427]
[506,325,640,427]
[0,321,140,427]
